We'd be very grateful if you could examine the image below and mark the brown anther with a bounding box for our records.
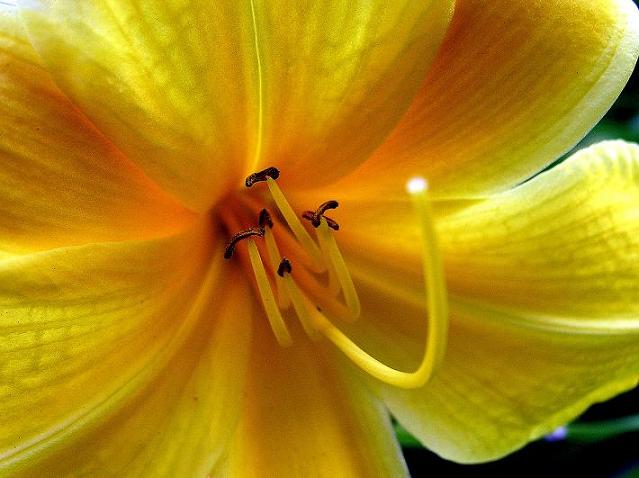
[302,200,340,230]
[316,200,339,216]
[224,226,265,259]
[277,258,292,277]
[245,166,280,187]
[322,216,340,231]
[258,208,273,229]
[301,210,316,225]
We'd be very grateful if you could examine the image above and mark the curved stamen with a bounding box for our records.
[302,200,341,295]
[408,177,448,368]
[300,211,341,295]
[315,218,361,320]
[247,239,292,347]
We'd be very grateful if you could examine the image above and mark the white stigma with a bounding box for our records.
[406,177,428,194]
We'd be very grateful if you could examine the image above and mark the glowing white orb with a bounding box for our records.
[406,177,428,194]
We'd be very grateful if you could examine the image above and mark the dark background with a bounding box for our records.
[403,387,639,477]
[401,11,639,477]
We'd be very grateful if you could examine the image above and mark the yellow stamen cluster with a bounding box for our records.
[231,171,448,389]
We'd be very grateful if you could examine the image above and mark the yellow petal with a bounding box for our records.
[5,256,252,477]
[346,273,639,463]
[334,0,639,199]
[439,140,639,324]
[329,140,639,462]
[249,0,454,189]
[0,5,193,252]
[17,0,259,211]
[0,220,218,473]
[217,321,407,478]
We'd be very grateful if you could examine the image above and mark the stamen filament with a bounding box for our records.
[325,257,342,297]
[247,239,292,347]
[266,177,325,272]
[271,252,356,321]
[263,227,291,309]
[281,272,320,340]
[316,218,361,320]
[307,179,448,389]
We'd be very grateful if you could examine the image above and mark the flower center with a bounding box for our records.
[221,167,449,389]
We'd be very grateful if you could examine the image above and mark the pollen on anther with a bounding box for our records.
[224,226,265,259]
[245,166,280,187]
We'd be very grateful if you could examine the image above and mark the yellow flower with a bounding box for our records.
[1,0,639,476]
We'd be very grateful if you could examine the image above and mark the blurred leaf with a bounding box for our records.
[565,414,639,444]
[394,422,423,448]
[578,120,638,145]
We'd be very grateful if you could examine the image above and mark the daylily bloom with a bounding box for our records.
[1,0,639,476]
